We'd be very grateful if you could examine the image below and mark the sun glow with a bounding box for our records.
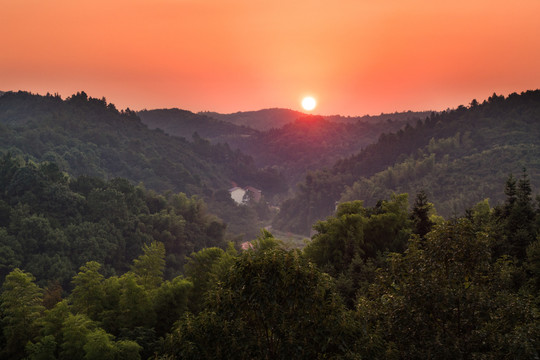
[301,96,317,111]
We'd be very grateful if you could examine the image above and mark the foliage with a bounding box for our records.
[0,269,45,359]
[0,91,286,239]
[304,195,411,306]
[276,90,540,233]
[183,244,237,314]
[0,241,196,360]
[410,190,435,238]
[1,89,540,357]
[0,156,227,287]
[165,247,363,359]
[368,219,539,359]
[225,115,417,187]
[0,177,539,358]
[0,91,284,196]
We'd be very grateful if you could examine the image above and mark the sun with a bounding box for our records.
[301,96,317,111]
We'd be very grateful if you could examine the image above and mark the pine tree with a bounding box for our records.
[411,190,434,239]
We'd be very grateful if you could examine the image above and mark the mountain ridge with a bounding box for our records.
[138,108,257,142]
[0,91,281,196]
[141,108,428,188]
[274,90,540,234]
[201,108,433,131]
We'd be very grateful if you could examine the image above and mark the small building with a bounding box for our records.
[229,185,262,205]
[228,187,247,205]
[244,186,262,203]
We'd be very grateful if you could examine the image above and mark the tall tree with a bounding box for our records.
[410,190,434,239]
[0,268,45,360]
[70,262,105,320]
[500,170,537,260]
[131,241,165,290]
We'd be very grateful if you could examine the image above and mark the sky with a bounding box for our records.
[2,0,540,116]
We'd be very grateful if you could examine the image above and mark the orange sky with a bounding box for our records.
[2,0,540,115]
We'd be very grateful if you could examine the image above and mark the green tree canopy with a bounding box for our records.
[0,269,45,359]
[167,247,358,359]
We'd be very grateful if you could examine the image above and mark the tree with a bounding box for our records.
[70,262,105,320]
[59,313,96,360]
[370,218,539,359]
[116,273,155,329]
[83,328,116,360]
[0,228,21,280]
[25,335,57,360]
[410,190,434,239]
[305,200,367,275]
[131,241,165,290]
[153,276,193,336]
[183,246,233,314]
[0,269,45,360]
[167,247,358,359]
[30,299,71,358]
[306,195,411,275]
[498,170,537,260]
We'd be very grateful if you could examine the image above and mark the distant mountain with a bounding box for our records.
[324,110,433,124]
[201,108,306,131]
[138,108,257,142]
[202,108,432,131]
[274,90,540,235]
[226,114,418,184]
[146,108,426,186]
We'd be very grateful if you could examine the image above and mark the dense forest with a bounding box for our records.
[141,108,426,186]
[0,91,285,240]
[201,108,431,131]
[0,91,287,197]
[200,108,308,130]
[225,115,418,185]
[275,91,540,234]
[138,109,257,143]
[1,89,539,358]
[0,154,228,287]
[1,173,538,359]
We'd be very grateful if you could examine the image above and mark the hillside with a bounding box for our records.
[201,108,306,130]
[226,115,416,184]
[274,91,540,234]
[202,108,431,131]
[138,108,257,142]
[0,91,283,196]
[324,110,433,124]
[0,156,227,287]
[146,108,425,188]
[1,91,539,359]
[0,91,291,242]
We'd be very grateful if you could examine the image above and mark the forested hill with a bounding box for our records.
[324,110,433,124]
[274,90,540,234]
[0,155,228,288]
[0,91,282,195]
[138,108,257,142]
[200,108,306,130]
[225,115,416,184]
[144,109,424,187]
[201,108,431,131]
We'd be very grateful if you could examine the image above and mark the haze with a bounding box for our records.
[2,0,539,115]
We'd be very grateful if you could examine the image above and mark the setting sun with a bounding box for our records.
[302,96,317,111]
